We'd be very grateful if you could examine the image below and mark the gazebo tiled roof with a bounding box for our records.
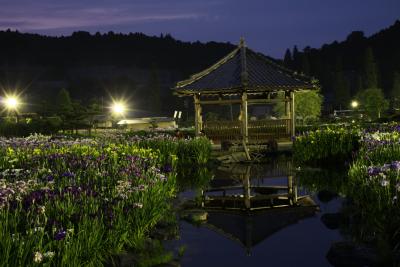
[174,39,316,95]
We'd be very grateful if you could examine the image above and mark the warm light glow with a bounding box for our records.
[3,96,20,110]
[351,100,359,108]
[111,102,126,115]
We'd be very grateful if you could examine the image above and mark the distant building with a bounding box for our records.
[117,117,177,131]
[92,115,113,128]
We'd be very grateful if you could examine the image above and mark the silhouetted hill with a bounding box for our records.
[1,20,399,116]
[283,20,400,111]
[0,30,234,115]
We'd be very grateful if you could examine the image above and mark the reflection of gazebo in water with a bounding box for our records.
[201,164,301,210]
[198,164,318,254]
[173,38,316,144]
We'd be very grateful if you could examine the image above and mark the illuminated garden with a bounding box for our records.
[1,2,400,266]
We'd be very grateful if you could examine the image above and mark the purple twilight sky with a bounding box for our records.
[0,0,399,58]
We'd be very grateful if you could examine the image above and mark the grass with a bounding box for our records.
[295,124,400,262]
[0,133,210,266]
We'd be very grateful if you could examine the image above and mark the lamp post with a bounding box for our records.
[350,100,360,122]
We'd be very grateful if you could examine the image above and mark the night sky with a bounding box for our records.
[1,0,399,58]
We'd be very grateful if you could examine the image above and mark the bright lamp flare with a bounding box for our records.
[111,102,126,115]
[4,96,19,110]
[351,100,359,108]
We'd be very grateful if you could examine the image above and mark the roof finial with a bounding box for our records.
[240,36,248,87]
[239,36,246,47]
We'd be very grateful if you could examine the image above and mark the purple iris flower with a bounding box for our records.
[162,164,173,173]
[62,172,75,178]
[54,229,66,241]
[391,161,400,171]
[367,166,380,176]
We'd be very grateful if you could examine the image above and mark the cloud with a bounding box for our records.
[0,1,208,31]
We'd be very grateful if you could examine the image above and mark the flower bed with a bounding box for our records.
[347,129,400,258]
[96,131,212,167]
[293,127,360,164]
[295,125,400,259]
[0,134,178,266]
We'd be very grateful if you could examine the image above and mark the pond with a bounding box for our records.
[160,156,394,267]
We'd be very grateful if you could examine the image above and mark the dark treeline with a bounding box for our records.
[0,30,234,116]
[0,30,234,70]
[1,20,400,117]
[283,20,400,112]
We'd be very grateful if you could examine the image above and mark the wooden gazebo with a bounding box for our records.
[173,38,316,144]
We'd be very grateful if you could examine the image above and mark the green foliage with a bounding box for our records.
[333,71,350,108]
[0,132,212,265]
[274,91,323,124]
[133,137,212,167]
[300,53,310,75]
[295,91,323,123]
[297,167,348,195]
[292,45,301,72]
[362,47,379,89]
[0,118,62,137]
[346,131,400,256]
[297,126,400,262]
[132,240,174,267]
[56,89,73,118]
[205,112,219,122]
[283,49,292,69]
[0,136,179,266]
[356,88,389,119]
[390,72,400,110]
[293,128,360,163]
[147,67,161,114]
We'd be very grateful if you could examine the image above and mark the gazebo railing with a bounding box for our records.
[203,121,242,142]
[203,119,291,142]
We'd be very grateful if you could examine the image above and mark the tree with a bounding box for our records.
[292,45,301,72]
[354,74,363,96]
[332,56,350,109]
[300,53,310,76]
[69,101,89,133]
[390,72,400,111]
[362,47,379,89]
[333,71,351,109]
[274,90,323,124]
[283,49,292,69]
[56,88,73,120]
[86,98,103,134]
[357,88,388,119]
[146,66,162,114]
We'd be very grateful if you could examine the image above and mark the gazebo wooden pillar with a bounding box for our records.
[290,91,295,137]
[194,94,202,135]
[241,92,249,143]
[173,38,315,144]
[285,91,291,135]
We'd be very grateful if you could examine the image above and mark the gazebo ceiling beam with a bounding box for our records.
[197,98,291,106]
[198,99,242,105]
[247,98,289,104]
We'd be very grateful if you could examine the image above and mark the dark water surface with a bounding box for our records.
[165,158,349,267]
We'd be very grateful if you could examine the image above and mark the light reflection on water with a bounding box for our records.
[166,157,346,267]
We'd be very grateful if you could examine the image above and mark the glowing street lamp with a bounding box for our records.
[2,95,21,123]
[111,102,126,116]
[3,96,20,110]
[351,100,359,109]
